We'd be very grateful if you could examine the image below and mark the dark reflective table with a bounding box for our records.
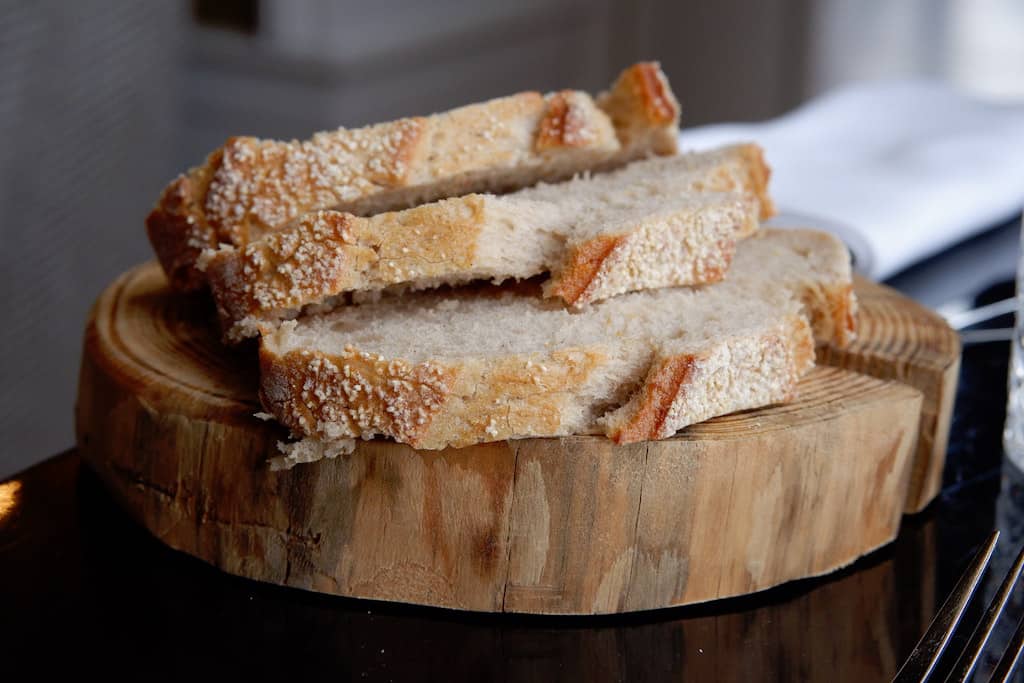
[1,337,1020,682]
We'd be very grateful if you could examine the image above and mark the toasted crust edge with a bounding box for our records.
[597,61,681,158]
[258,309,823,453]
[820,282,859,348]
[546,196,760,306]
[545,234,626,306]
[739,143,776,221]
[258,343,460,448]
[605,313,816,444]
[145,150,222,292]
[208,175,765,342]
[205,197,498,343]
[147,63,683,292]
[204,210,370,344]
[258,339,613,450]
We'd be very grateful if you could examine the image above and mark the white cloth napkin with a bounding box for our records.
[677,81,1024,278]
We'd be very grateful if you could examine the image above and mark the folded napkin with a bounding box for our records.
[678,81,1024,278]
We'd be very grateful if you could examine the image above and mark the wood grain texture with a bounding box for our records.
[76,262,948,614]
[818,276,961,513]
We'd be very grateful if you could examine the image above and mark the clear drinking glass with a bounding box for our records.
[1004,216,1024,469]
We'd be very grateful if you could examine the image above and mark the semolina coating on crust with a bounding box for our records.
[258,230,857,455]
[603,314,816,443]
[260,344,611,452]
[204,144,768,342]
[147,62,681,292]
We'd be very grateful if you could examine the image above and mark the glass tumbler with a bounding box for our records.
[1004,215,1024,469]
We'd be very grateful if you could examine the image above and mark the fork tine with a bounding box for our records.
[946,543,1024,682]
[988,612,1024,683]
[893,530,1000,683]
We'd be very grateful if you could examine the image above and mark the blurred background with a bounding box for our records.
[2,0,1023,477]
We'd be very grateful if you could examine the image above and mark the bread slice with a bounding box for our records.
[204,144,770,342]
[258,229,855,464]
[147,62,681,292]
[596,59,680,160]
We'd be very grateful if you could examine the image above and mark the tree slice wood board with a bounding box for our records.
[75,262,955,614]
[818,276,961,512]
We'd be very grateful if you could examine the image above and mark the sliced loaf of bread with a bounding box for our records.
[259,229,855,466]
[148,62,680,292]
[204,144,770,342]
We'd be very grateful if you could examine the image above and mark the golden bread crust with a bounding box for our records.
[259,341,608,450]
[206,144,770,341]
[204,197,493,342]
[259,312,819,452]
[208,190,761,342]
[147,64,684,292]
[144,151,221,291]
[606,314,816,443]
[254,229,856,452]
[544,234,627,306]
[147,93,593,291]
[548,196,759,306]
[597,61,681,158]
[259,345,459,448]
[606,355,697,444]
[736,143,775,220]
[536,91,605,150]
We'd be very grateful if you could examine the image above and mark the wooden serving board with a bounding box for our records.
[75,263,960,614]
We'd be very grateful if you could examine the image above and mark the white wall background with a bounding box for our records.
[808,0,1024,99]
[0,3,183,478]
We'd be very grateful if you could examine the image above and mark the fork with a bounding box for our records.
[893,531,1024,682]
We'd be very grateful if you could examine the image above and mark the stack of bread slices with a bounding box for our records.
[146,62,857,470]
